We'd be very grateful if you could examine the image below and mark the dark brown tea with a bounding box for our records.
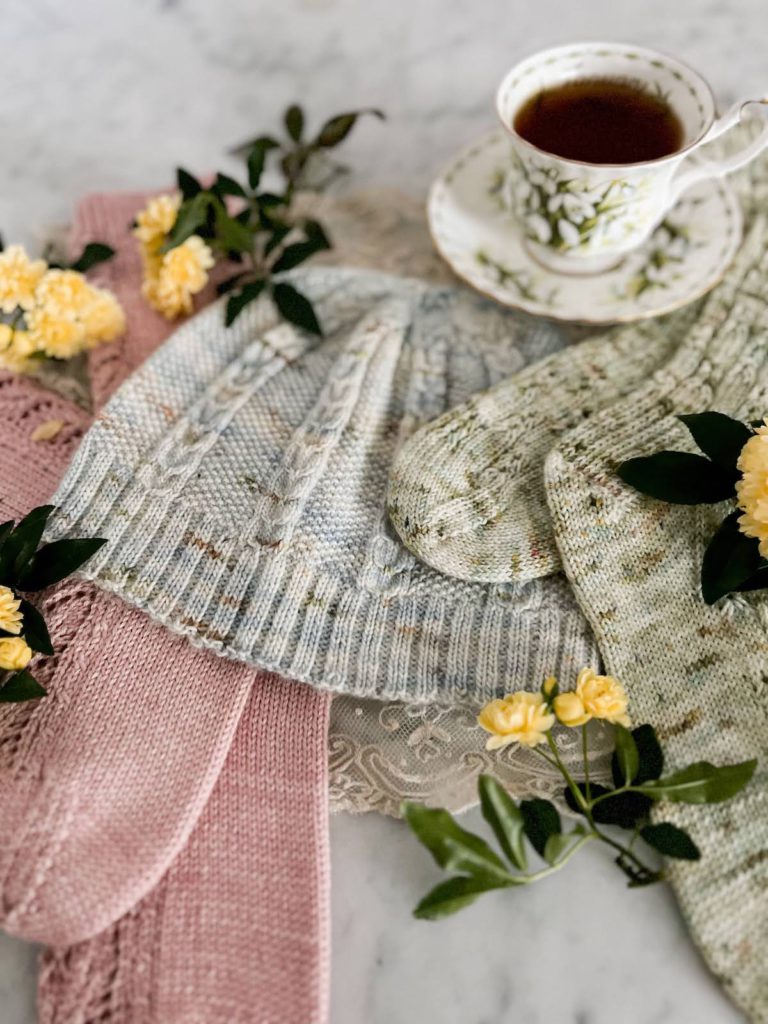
[513,77,684,164]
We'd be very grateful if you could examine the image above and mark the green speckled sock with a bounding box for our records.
[544,218,768,1022]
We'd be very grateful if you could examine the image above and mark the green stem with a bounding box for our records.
[582,724,591,803]
[514,832,596,884]
[545,732,589,813]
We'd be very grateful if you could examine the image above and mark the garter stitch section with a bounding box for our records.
[50,269,600,703]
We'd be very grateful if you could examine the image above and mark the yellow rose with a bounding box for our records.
[34,268,93,315]
[81,288,126,345]
[133,193,182,249]
[553,690,591,727]
[0,245,47,313]
[478,691,556,751]
[0,586,23,635]
[0,636,33,672]
[143,236,215,320]
[0,324,38,374]
[736,422,768,557]
[26,306,88,360]
[555,667,631,727]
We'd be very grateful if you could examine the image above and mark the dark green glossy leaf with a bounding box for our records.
[0,505,55,584]
[677,412,753,470]
[565,782,652,830]
[270,220,331,273]
[247,136,280,190]
[225,281,266,327]
[315,107,385,148]
[736,566,768,593]
[478,775,527,871]
[701,511,766,605]
[0,670,46,703]
[613,724,640,786]
[216,272,250,296]
[413,874,517,920]
[519,798,560,857]
[163,192,212,250]
[401,802,511,880]
[640,822,701,860]
[617,451,737,504]
[631,724,664,785]
[0,520,14,548]
[176,167,202,199]
[264,224,293,257]
[18,599,53,656]
[70,243,116,273]
[272,282,322,336]
[638,759,757,804]
[284,104,305,142]
[211,172,247,199]
[17,538,107,591]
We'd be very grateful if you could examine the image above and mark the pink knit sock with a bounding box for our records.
[0,188,332,1024]
[38,678,331,1024]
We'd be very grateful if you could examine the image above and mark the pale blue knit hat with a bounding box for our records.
[50,267,599,701]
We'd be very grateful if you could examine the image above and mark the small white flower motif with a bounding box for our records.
[558,219,581,248]
[645,261,668,284]
[527,213,552,244]
[528,168,557,195]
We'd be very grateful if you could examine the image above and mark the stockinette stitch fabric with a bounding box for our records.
[49,269,599,703]
[0,191,331,1022]
[544,218,768,1022]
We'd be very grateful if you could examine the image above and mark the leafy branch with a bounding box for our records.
[165,104,384,332]
[0,504,106,702]
[404,718,756,919]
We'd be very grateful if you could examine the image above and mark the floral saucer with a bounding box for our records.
[427,132,742,325]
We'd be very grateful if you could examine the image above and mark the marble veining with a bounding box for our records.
[0,0,761,1020]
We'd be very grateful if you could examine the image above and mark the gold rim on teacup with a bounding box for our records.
[495,42,768,275]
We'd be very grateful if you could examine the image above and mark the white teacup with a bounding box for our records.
[496,42,768,274]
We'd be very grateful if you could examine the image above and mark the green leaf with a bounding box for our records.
[213,201,254,254]
[0,670,46,703]
[284,104,305,142]
[736,566,768,593]
[18,599,53,656]
[0,505,55,584]
[176,167,202,199]
[247,136,280,190]
[17,538,107,591]
[565,782,652,830]
[0,520,14,548]
[315,107,385,148]
[401,802,511,880]
[638,759,757,804]
[270,220,331,273]
[272,282,322,336]
[613,724,640,786]
[640,822,701,861]
[225,281,266,327]
[264,224,293,257]
[617,451,738,504]
[631,724,664,784]
[163,192,212,250]
[478,775,527,871]
[216,272,250,296]
[519,798,560,857]
[701,511,765,605]
[70,242,116,273]
[614,853,663,887]
[211,172,247,199]
[543,830,580,866]
[678,412,753,470]
[413,874,517,920]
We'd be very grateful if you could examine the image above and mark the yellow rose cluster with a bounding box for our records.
[0,245,125,372]
[478,668,631,751]
[736,420,768,557]
[134,194,215,320]
[0,585,32,672]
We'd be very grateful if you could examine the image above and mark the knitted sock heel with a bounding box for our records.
[544,218,768,1022]
[37,676,331,1024]
[388,306,698,584]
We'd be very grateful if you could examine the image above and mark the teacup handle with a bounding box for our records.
[665,98,768,209]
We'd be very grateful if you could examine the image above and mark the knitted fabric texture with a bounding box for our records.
[543,220,768,1022]
[50,269,598,703]
[38,678,330,1024]
[0,192,332,1022]
[388,135,768,585]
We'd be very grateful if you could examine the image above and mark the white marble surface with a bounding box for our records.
[0,0,764,1020]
